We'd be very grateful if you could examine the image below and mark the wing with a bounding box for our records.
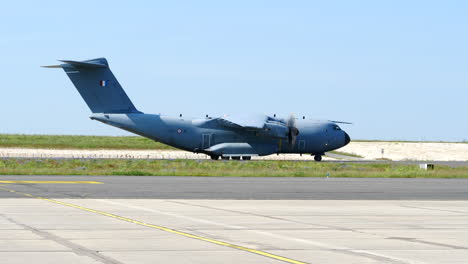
[329,120,353,125]
[215,114,289,139]
[216,114,269,129]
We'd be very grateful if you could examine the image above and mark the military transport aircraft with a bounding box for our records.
[44,58,350,161]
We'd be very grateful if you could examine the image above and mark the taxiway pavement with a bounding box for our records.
[1,176,468,264]
[0,175,468,200]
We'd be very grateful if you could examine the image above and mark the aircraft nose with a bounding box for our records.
[344,132,351,146]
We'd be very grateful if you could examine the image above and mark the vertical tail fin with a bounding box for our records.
[43,58,141,114]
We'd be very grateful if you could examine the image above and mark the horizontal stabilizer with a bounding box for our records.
[41,58,108,69]
[59,60,107,68]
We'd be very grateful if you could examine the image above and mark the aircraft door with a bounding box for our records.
[202,134,211,149]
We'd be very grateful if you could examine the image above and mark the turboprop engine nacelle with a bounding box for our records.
[263,122,289,139]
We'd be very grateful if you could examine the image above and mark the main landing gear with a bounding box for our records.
[212,156,252,161]
[314,155,322,162]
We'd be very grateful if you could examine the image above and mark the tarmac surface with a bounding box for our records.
[1,176,468,264]
[0,175,468,200]
[3,140,468,161]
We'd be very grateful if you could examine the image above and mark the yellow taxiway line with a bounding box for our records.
[0,186,309,264]
[0,181,103,184]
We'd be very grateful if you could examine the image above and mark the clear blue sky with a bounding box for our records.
[1,1,467,141]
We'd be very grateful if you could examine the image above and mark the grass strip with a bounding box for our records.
[0,134,173,150]
[0,159,467,178]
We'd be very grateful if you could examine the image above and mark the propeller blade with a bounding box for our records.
[287,114,299,148]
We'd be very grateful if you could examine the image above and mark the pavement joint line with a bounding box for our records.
[386,236,468,250]
[0,186,310,264]
[400,204,468,214]
[0,181,103,184]
[0,212,124,264]
[166,200,411,263]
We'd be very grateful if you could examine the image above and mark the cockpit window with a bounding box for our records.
[334,125,341,131]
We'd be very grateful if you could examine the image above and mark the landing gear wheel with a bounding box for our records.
[221,156,230,160]
[231,156,241,160]
[314,155,322,162]
[242,156,251,160]
[210,155,219,160]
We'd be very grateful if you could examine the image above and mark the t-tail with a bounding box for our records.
[42,58,141,114]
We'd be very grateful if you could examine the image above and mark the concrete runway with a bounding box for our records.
[1,176,468,263]
[0,175,468,199]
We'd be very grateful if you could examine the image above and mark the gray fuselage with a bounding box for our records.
[44,58,351,159]
[91,113,350,157]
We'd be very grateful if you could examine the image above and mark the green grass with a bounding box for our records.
[0,134,174,150]
[1,159,467,178]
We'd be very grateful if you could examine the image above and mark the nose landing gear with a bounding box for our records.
[314,155,322,162]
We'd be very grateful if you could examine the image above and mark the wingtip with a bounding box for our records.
[329,120,353,125]
[41,65,62,68]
